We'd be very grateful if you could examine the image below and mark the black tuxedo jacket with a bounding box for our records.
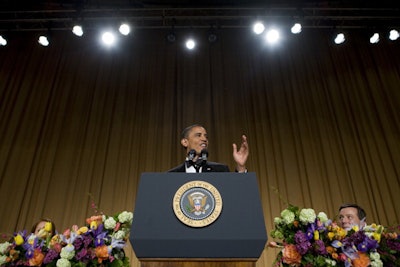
[167,161,230,172]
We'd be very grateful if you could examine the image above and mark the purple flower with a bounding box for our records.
[386,238,400,251]
[24,248,35,259]
[314,240,327,255]
[82,234,93,247]
[294,230,311,255]
[43,249,59,264]
[73,236,83,250]
[294,230,308,243]
[75,248,91,262]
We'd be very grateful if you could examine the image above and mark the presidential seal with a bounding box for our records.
[173,180,222,227]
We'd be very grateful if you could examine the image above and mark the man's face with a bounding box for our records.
[181,126,208,154]
[338,207,362,230]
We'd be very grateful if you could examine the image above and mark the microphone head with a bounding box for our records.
[200,149,208,159]
[188,149,196,161]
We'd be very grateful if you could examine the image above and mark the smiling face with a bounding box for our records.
[338,207,362,230]
[180,126,208,155]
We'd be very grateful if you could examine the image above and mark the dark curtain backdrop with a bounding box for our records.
[1,28,399,266]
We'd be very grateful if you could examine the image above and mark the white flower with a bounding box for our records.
[273,217,282,224]
[370,252,381,261]
[370,258,383,267]
[280,209,295,224]
[0,241,11,254]
[60,244,75,260]
[27,233,37,244]
[118,211,133,224]
[272,230,284,239]
[324,258,337,266]
[56,258,71,267]
[317,212,328,223]
[104,217,117,230]
[0,255,8,265]
[299,208,316,224]
[113,230,126,240]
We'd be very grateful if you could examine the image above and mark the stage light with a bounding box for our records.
[291,23,302,34]
[185,38,196,50]
[119,23,130,36]
[101,31,116,46]
[253,22,265,35]
[38,35,49,46]
[334,32,345,44]
[370,32,379,44]
[0,35,7,46]
[264,28,280,44]
[72,25,83,36]
[389,29,399,41]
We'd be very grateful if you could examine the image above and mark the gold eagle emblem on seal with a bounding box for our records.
[173,180,223,227]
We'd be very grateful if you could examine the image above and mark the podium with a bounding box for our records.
[130,172,267,267]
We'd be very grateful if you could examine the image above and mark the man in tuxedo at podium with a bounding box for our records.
[168,124,249,173]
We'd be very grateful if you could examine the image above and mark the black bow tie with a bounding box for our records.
[186,159,205,172]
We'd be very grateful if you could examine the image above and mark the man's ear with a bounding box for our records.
[181,138,188,148]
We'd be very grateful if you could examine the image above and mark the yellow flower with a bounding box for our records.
[352,225,360,232]
[90,221,98,229]
[337,228,347,238]
[14,234,24,245]
[44,222,52,232]
[327,232,335,240]
[372,232,381,243]
[77,226,89,234]
[314,230,320,240]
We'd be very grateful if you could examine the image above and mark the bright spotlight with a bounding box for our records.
[185,38,196,50]
[253,22,265,35]
[0,35,7,46]
[265,28,280,44]
[334,33,345,44]
[101,31,116,46]
[389,29,399,41]
[72,25,83,36]
[370,33,379,44]
[119,23,130,36]
[38,35,49,46]
[291,23,302,34]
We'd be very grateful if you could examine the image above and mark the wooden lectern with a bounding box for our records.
[129,172,267,267]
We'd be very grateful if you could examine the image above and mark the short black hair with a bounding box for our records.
[181,124,204,139]
[339,203,367,221]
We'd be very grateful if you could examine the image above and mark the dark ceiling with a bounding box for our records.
[0,0,399,32]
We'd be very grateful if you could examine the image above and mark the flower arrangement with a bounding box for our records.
[269,205,400,267]
[0,211,133,267]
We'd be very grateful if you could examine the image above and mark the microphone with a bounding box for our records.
[187,149,196,161]
[195,149,208,170]
[200,149,208,162]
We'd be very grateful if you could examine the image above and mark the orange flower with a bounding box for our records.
[86,215,103,225]
[282,244,301,266]
[28,249,45,266]
[326,246,335,254]
[293,220,299,227]
[352,252,370,267]
[95,245,109,263]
